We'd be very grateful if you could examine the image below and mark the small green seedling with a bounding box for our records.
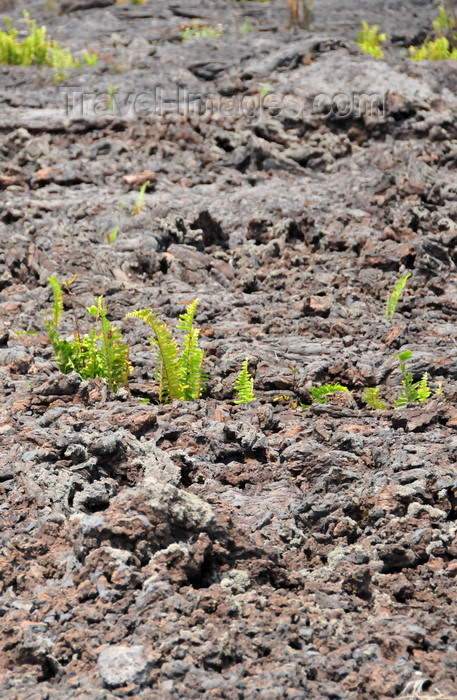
[12,328,37,337]
[363,387,387,410]
[357,22,387,58]
[301,383,349,408]
[131,180,149,216]
[234,358,256,404]
[434,3,457,31]
[108,83,116,111]
[436,382,446,400]
[126,299,206,404]
[181,20,223,41]
[240,20,253,34]
[105,227,119,244]
[384,272,411,319]
[84,50,98,66]
[394,350,431,408]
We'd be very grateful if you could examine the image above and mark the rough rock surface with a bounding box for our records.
[1,1,457,698]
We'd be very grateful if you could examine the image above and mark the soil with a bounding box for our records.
[2,1,457,698]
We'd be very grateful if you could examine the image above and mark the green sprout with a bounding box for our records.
[301,383,349,408]
[357,22,387,58]
[131,180,150,216]
[234,358,256,405]
[384,273,411,319]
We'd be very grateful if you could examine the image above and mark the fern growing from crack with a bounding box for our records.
[176,299,207,401]
[301,383,349,408]
[87,297,131,394]
[384,273,411,319]
[126,308,182,402]
[234,358,256,405]
[126,299,206,403]
[394,350,431,408]
[363,387,387,410]
[44,278,130,393]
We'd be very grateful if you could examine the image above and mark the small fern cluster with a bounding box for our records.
[126,300,206,403]
[393,350,431,408]
[357,22,387,58]
[409,36,457,60]
[0,12,98,81]
[180,20,223,41]
[363,350,442,410]
[409,5,457,60]
[45,278,130,394]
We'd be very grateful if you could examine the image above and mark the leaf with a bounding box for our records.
[176,299,206,401]
[396,350,413,362]
[234,358,256,404]
[417,372,431,403]
[363,387,387,410]
[126,308,182,401]
[384,273,411,319]
[309,383,349,404]
[46,276,63,331]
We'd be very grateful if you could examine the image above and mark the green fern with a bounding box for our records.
[44,280,130,393]
[234,358,256,405]
[0,12,93,81]
[433,4,456,31]
[46,276,64,331]
[87,297,130,394]
[409,35,457,60]
[301,383,349,408]
[357,22,387,58]
[363,387,387,410]
[131,180,149,216]
[126,308,182,402]
[436,381,446,400]
[384,273,411,319]
[416,372,431,403]
[126,300,207,403]
[176,299,207,401]
[393,351,431,408]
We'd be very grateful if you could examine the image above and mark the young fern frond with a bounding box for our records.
[384,273,411,319]
[126,308,182,402]
[180,328,206,400]
[363,387,387,410]
[300,383,349,408]
[234,358,256,405]
[436,382,446,400]
[47,276,64,331]
[417,372,431,403]
[357,22,387,58]
[131,180,149,216]
[176,298,199,336]
[126,300,206,403]
[176,299,206,400]
[88,297,130,394]
[393,351,432,408]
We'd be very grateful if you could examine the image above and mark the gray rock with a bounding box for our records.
[97,644,152,688]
